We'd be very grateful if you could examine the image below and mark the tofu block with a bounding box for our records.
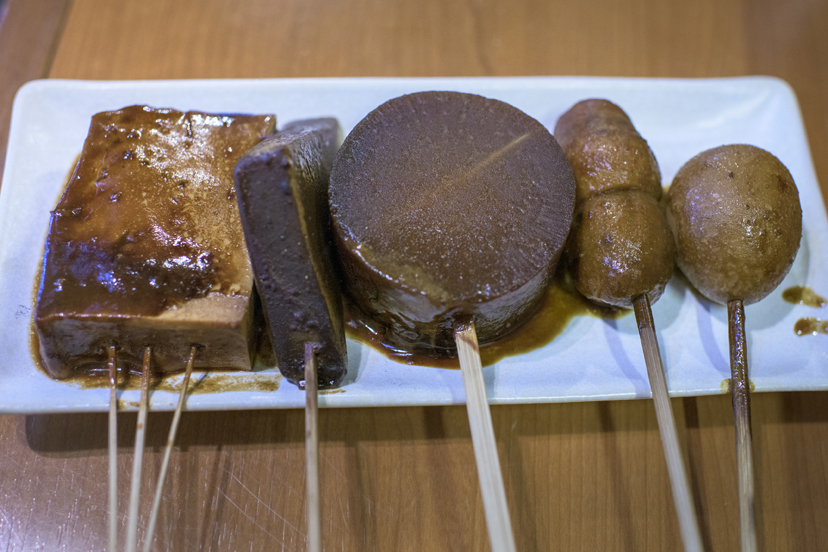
[35,106,275,378]
[234,119,347,388]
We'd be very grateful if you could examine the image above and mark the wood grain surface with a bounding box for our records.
[1,0,827,550]
[0,0,71,178]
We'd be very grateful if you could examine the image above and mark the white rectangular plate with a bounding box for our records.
[2,76,827,413]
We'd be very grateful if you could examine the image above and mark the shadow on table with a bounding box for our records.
[24,390,828,455]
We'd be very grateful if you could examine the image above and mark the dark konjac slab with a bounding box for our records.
[36,106,275,378]
[234,118,346,388]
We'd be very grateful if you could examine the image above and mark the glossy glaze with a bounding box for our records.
[330,91,576,356]
[664,145,802,305]
[782,285,827,308]
[794,318,828,336]
[554,99,662,206]
[35,106,275,378]
[555,99,673,308]
[344,269,624,368]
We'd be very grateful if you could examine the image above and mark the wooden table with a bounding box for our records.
[1,0,827,550]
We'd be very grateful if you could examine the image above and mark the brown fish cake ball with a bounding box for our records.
[568,190,676,308]
[554,99,662,205]
[664,144,802,305]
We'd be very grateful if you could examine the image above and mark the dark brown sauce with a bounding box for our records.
[29,229,59,377]
[30,260,48,377]
[31,213,281,395]
[31,239,281,395]
[30,252,280,394]
[33,315,281,393]
[64,367,280,394]
[345,271,625,368]
[794,317,828,336]
[782,286,827,308]
[38,108,273,319]
[163,372,280,394]
[28,155,81,377]
[34,147,616,386]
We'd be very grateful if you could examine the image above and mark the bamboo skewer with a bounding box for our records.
[454,322,516,552]
[142,347,197,552]
[107,345,119,552]
[304,343,321,552]
[728,300,757,552]
[125,347,152,552]
[633,295,704,552]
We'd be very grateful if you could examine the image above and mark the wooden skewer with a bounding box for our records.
[142,346,196,552]
[125,347,151,552]
[454,322,516,552]
[633,295,704,552]
[728,300,757,552]
[304,343,322,552]
[107,345,118,552]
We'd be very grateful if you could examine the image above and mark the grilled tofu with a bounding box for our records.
[36,106,275,378]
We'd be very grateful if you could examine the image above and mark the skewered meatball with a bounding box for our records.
[567,190,676,308]
[664,144,802,305]
[555,99,673,308]
[554,99,662,205]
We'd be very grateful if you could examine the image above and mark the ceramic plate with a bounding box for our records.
[1,76,826,413]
